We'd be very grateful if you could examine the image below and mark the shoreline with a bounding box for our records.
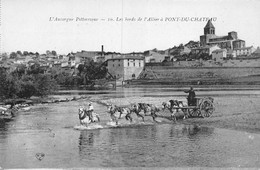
[123,85,260,91]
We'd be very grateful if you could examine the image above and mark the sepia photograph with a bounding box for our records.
[0,0,260,169]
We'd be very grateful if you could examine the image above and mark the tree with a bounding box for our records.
[0,70,21,99]
[0,69,8,99]
[77,60,108,85]
[0,53,8,61]
[10,52,17,59]
[23,51,29,56]
[51,50,57,56]
[15,64,27,77]
[0,67,58,100]
[77,64,85,75]
[17,51,22,56]
[34,74,58,96]
[46,50,51,55]
[16,75,36,98]
[28,63,44,74]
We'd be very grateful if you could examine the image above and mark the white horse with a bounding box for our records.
[162,100,189,120]
[78,107,100,126]
[162,101,178,121]
[177,101,189,119]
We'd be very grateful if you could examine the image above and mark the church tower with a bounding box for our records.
[204,20,215,35]
[200,20,217,46]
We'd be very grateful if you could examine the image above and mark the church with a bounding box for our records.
[200,20,246,50]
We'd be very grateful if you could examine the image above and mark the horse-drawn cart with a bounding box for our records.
[177,97,215,118]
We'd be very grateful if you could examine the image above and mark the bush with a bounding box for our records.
[0,68,58,100]
[33,74,58,97]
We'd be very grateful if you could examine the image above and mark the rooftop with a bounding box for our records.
[234,46,254,50]
[192,45,219,50]
[107,55,144,61]
[204,20,215,28]
[212,49,227,53]
[233,39,245,42]
[209,36,229,41]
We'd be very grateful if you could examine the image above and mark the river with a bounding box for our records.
[0,87,260,168]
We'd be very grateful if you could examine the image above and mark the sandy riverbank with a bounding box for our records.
[91,95,260,134]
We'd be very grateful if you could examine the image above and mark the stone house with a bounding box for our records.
[191,45,221,55]
[233,46,256,57]
[144,51,168,63]
[212,49,227,62]
[107,56,145,81]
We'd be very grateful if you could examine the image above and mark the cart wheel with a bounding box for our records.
[200,99,214,118]
[188,109,200,117]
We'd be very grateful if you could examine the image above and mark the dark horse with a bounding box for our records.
[107,104,133,125]
[132,103,160,122]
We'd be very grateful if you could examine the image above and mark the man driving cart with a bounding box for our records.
[184,87,196,106]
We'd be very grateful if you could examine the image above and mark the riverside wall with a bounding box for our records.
[145,66,260,79]
[131,60,260,85]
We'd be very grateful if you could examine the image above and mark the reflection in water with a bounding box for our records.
[76,124,216,167]
[0,118,15,140]
[79,131,95,147]
[78,130,101,160]
[0,119,8,130]
[169,124,200,138]
[0,119,8,138]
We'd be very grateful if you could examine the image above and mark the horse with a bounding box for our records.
[78,107,100,126]
[107,104,132,125]
[175,100,189,119]
[146,104,160,121]
[132,103,160,122]
[136,103,151,116]
[162,100,178,121]
[162,100,189,120]
[117,106,133,122]
[130,104,146,122]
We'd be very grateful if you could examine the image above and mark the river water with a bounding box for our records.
[0,87,260,168]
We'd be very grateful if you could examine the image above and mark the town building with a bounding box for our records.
[144,49,168,63]
[74,51,100,62]
[212,49,227,62]
[232,46,256,58]
[73,45,105,62]
[252,47,260,57]
[107,56,145,81]
[200,20,245,50]
[191,45,220,55]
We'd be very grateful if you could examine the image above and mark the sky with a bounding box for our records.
[1,0,260,54]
